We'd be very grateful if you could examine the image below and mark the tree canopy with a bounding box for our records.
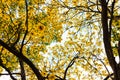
[0,0,120,80]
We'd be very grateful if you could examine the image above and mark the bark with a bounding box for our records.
[100,0,120,80]
[19,59,26,80]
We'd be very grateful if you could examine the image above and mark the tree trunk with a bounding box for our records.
[100,0,120,80]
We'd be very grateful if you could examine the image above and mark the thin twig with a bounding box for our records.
[63,53,79,80]
[20,0,28,53]
[0,60,17,80]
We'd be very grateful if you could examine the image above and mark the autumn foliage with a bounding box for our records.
[0,0,120,80]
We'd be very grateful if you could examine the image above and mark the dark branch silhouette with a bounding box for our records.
[0,73,20,75]
[104,73,114,80]
[0,59,17,80]
[63,53,79,80]
[0,40,44,80]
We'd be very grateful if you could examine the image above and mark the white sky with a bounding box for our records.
[0,75,10,80]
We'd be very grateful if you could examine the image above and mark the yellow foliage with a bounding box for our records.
[41,72,48,77]
[0,67,3,73]
[48,73,55,80]
[0,0,119,80]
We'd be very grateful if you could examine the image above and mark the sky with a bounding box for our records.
[0,75,10,80]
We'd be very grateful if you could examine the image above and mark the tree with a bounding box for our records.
[0,0,120,80]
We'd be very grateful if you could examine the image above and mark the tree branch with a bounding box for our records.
[19,59,26,80]
[104,73,114,80]
[118,41,120,64]
[108,0,115,42]
[91,54,112,79]
[100,0,116,72]
[0,73,20,75]
[100,0,119,79]
[0,59,17,80]
[0,39,44,80]
[63,54,78,80]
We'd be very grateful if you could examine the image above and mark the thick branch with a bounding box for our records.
[100,0,116,72]
[100,0,119,80]
[19,59,26,80]
[0,40,44,80]
[108,0,115,41]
